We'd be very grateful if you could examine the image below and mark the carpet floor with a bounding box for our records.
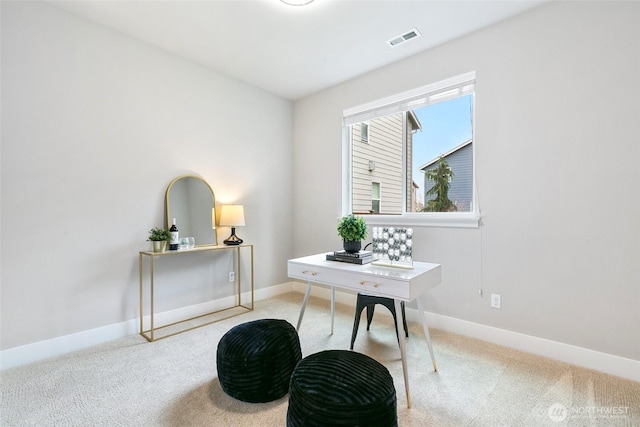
[1,292,638,426]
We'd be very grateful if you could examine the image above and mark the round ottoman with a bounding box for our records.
[216,319,302,403]
[287,350,397,427]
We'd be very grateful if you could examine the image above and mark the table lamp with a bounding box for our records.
[220,205,245,245]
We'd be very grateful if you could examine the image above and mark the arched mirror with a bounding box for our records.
[165,175,217,246]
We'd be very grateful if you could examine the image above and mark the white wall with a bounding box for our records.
[293,1,640,361]
[1,2,294,350]
[2,0,638,373]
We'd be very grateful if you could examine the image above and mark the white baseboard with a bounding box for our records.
[421,310,640,383]
[0,318,140,371]
[3,282,638,383]
[288,281,640,382]
[0,283,294,371]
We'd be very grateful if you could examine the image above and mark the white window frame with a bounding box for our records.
[371,182,381,214]
[342,71,480,228]
[361,122,369,142]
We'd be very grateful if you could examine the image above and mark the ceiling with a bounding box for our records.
[49,0,547,100]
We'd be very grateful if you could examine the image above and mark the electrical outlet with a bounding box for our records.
[491,294,501,309]
[228,272,235,282]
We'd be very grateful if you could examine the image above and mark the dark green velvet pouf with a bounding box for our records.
[217,319,302,403]
[287,350,397,427]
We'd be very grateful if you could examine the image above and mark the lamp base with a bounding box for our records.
[223,228,243,245]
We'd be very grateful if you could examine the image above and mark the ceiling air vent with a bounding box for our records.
[387,28,421,47]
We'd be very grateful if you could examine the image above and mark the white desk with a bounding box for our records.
[288,253,441,408]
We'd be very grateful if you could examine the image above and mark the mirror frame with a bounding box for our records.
[165,174,217,246]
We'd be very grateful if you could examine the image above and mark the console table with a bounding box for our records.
[288,253,441,408]
[139,244,253,342]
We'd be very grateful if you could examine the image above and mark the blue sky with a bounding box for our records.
[412,94,473,181]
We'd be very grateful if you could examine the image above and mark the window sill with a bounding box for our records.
[362,213,480,229]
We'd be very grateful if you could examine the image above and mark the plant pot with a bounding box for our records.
[152,241,167,253]
[343,240,361,254]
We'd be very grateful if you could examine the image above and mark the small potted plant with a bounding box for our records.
[147,227,171,253]
[337,215,368,253]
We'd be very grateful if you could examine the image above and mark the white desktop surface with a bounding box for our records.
[288,253,441,301]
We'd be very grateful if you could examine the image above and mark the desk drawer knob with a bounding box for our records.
[302,270,318,276]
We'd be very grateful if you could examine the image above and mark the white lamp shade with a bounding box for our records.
[219,205,245,227]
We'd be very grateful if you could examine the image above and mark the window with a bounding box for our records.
[360,122,369,142]
[371,182,380,214]
[342,72,479,228]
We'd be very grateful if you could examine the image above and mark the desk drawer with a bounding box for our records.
[288,262,409,299]
[288,262,323,281]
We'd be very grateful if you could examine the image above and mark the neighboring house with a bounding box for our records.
[351,111,422,214]
[420,139,473,212]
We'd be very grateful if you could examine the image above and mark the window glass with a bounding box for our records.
[361,122,369,142]
[417,95,473,212]
[344,72,476,219]
[371,182,380,214]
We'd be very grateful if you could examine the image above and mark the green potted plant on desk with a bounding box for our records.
[337,215,368,253]
[147,227,171,253]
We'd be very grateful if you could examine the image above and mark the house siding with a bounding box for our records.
[423,141,473,211]
[352,113,403,214]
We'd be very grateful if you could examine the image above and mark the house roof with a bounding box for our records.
[408,110,422,132]
[418,139,472,171]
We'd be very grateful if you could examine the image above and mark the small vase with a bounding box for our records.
[152,241,167,253]
[343,240,361,253]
